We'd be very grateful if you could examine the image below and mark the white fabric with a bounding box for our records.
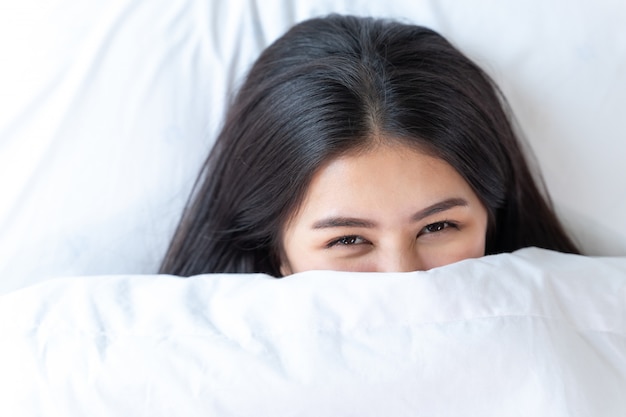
[1,0,625,294]
[1,248,625,416]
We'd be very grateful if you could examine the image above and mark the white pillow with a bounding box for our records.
[1,248,625,416]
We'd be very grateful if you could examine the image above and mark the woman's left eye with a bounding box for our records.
[421,221,457,235]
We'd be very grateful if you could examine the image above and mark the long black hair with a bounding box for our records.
[160,15,580,276]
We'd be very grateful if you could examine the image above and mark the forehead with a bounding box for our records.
[293,143,479,222]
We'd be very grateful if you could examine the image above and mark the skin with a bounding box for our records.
[280,141,489,275]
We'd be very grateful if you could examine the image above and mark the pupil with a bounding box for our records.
[430,223,444,232]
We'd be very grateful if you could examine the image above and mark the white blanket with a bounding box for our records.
[1,248,625,416]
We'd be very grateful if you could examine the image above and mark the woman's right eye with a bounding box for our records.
[327,235,366,247]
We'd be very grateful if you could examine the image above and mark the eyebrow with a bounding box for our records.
[311,197,469,229]
[411,197,468,222]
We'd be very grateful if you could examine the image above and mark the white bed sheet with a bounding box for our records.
[1,248,625,416]
[1,0,626,294]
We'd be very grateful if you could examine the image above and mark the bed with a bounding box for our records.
[1,0,625,415]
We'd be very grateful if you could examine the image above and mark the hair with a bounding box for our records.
[160,14,580,276]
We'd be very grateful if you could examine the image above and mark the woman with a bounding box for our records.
[160,14,579,276]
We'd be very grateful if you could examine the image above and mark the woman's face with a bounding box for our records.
[280,142,489,275]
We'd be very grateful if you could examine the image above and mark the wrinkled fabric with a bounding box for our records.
[1,248,625,416]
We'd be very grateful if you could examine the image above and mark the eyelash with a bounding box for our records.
[420,220,459,235]
[326,221,459,248]
[326,235,368,248]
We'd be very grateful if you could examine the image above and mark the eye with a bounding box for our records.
[327,235,368,248]
[420,221,458,235]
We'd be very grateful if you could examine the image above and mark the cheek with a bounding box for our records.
[420,230,486,270]
[280,250,328,275]
[279,230,317,275]
[285,255,379,274]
